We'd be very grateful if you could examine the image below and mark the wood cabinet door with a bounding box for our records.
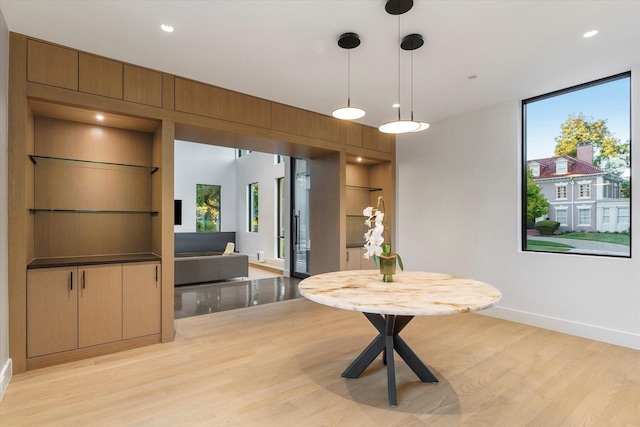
[27,267,78,357]
[346,248,361,271]
[78,264,123,348]
[122,262,161,339]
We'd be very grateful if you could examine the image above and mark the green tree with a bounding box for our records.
[554,113,628,169]
[526,168,549,222]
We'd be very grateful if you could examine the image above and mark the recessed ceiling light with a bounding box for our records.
[96,114,104,121]
[161,24,174,33]
[583,30,598,38]
[357,157,362,162]
[392,103,400,108]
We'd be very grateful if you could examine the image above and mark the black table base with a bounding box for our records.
[341,313,438,405]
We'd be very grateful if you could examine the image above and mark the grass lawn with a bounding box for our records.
[553,232,630,246]
[526,240,574,252]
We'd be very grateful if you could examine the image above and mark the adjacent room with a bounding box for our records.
[0,1,639,425]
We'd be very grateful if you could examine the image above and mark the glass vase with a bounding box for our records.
[379,255,396,282]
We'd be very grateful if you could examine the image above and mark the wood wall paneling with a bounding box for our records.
[34,213,152,258]
[124,64,163,107]
[377,132,394,153]
[175,77,271,128]
[155,121,175,343]
[362,126,378,151]
[27,39,78,90]
[310,151,344,274]
[79,53,123,99]
[271,103,341,143]
[8,33,30,373]
[343,121,363,147]
[34,116,153,165]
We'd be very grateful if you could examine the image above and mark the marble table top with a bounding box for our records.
[298,270,501,316]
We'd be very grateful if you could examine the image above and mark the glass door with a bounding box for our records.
[291,158,310,278]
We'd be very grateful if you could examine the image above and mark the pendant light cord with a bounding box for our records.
[410,50,414,121]
[397,16,401,121]
[347,49,351,108]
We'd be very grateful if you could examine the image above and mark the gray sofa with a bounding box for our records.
[174,253,249,285]
[174,232,249,285]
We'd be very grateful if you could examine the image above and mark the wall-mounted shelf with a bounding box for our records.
[346,185,382,192]
[29,209,158,215]
[30,155,158,174]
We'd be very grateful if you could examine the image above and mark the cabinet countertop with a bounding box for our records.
[27,253,161,269]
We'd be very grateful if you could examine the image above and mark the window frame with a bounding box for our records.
[248,182,259,232]
[521,71,631,258]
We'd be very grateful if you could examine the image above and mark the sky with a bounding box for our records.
[525,75,631,163]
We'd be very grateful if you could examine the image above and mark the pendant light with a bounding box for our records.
[379,1,430,134]
[378,13,420,134]
[332,32,366,120]
[402,33,430,132]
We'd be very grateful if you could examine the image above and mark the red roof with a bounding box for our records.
[527,155,605,179]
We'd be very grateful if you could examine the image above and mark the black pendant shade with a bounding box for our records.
[401,33,424,51]
[338,32,361,49]
[385,0,414,15]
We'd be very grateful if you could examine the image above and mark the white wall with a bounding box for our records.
[0,6,11,399]
[235,152,285,264]
[174,140,237,233]
[397,67,640,350]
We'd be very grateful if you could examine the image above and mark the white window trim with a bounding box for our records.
[577,205,592,226]
[529,162,540,177]
[555,158,568,174]
[554,182,568,200]
[555,206,568,226]
[577,179,592,199]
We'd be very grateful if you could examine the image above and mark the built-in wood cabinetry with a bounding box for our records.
[345,161,395,270]
[9,33,393,373]
[27,262,161,360]
[123,262,162,340]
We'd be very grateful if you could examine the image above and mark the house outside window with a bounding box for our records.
[578,182,591,198]
[522,71,630,256]
[248,182,259,232]
[556,183,567,200]
[578,207,591,226]
[618,207,630,224]
[556,159,568,174]
[556,208,568,225]
[529,163,540,177]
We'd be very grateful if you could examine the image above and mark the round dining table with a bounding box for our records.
[298,270,502,405]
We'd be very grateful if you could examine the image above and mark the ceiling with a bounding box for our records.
[1,1,638,131]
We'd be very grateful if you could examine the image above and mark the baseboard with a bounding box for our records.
[481,306,640,351]
[0,358,12,401]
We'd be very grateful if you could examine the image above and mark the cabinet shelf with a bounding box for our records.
[30,209,158,215]
[30,155,158,174]
[346,185,383,192]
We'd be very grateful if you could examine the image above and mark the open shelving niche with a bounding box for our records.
[29,155,159,215]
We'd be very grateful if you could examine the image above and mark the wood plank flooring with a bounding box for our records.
[1,299,639,426]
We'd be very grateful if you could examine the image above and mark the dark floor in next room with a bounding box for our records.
[174,268,302,319]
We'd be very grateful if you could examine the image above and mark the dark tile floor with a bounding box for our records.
[174,276,302,319]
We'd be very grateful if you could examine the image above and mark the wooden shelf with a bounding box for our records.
[346,185,382,192]
[30,209,158,215]
[30,155,158,174]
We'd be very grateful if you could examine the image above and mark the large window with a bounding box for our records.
[276,177,285,258]
[248,182,259,232]
[522,72,631,257]
[196,184,221,232]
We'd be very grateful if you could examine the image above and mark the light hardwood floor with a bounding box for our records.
[2,299,639,426]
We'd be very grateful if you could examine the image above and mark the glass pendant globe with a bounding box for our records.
[332,106,366,120]
[378,120,421,134]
